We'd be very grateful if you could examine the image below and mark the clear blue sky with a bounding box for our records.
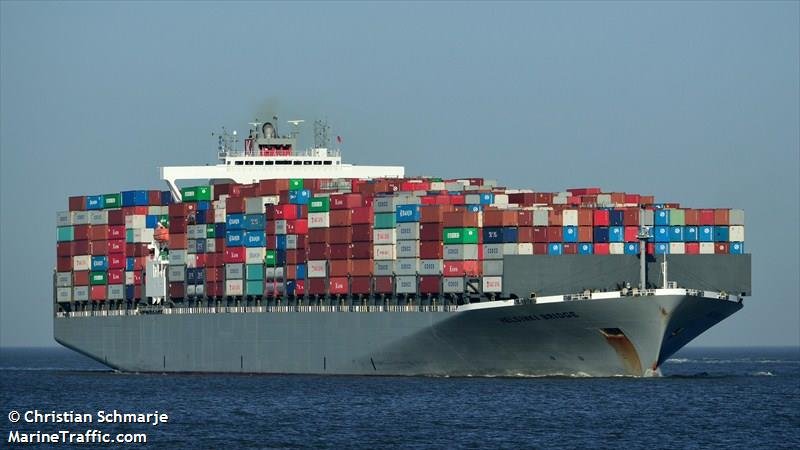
[1,1,798,347]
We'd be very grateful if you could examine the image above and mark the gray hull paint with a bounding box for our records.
[54,295,742,377]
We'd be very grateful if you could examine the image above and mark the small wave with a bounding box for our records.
[751,371,774,377]
[666,358,691,363]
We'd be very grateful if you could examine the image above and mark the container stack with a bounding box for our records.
[57,179,747,303]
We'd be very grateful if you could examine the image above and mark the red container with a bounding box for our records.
[351,224,373,242]
[169,282,185,298]
[420,223,444,241]
[517,227,534,243]
[73,225,90,241]
[594,243,610,255]
[89,226,108,241]
[169,233,188,249]
[534,192,553,204]
[328,278,349,295]
[329,260,352,277]
[123,206,149,216]
[419,276,441,293]
[563,243,578,255]
[624,227,639,242]
[225,197,246,214]
[267,204,299,220]
[483,210,518,227]
[329,244,352,260]
[57,243,72,257]
[508,193,536,206]
[547,210,563,227]
[107,270,124,284]
[329,209,352,227]
[308,243,330,260]
[351,207,374,224]
[685,242,700,254]
[330,193,362,210]
[624,194,640,204]
[169,203,195,217]
[351,277,372,294]
[90,285,107,302]
[352,242,372,259]
[148,190,163,205]
[224,247,245,263]
[593,210,610,226]
[420,241,443,259]
[308,228,329,243]
[205,282,222,297]
[69,196,86,211]
[443,261,481,277]
[328,227,353,244]
[699,209,715,225]
[443,211,480,228]
[256,179,290,196]
[715,243,729,254]
[126,243,150,257]
[170,217,187,233]
[533,243,548,254]
[284,219,307,235]
[107,226,124,240]
[72,240,90,255]
[546,226,562,243]
[351,259,372,276]
[714,209,730,225]
[204,267,221,282]
[56,256,73,272]
[307,278,327,295]
[516,210,533,226]
[90,240,107,256]
[374,276,393,294]
[684,209,700,226]
[640,195,655,205]
[578,226,593,243]
[623,209,640,226]
[285,250,300,265]
[107,209,125,226]
[108,255,126,269]
[532,227,547,243]
[610,193,626,204]
[107,239,125,254]
[73,271,89,286]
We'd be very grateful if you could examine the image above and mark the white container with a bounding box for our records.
[274,220,287,235]
[168,265,186,282]
[396,223,420,240]
[442,277,464,293]
[308,212,330,228]
[430,182,446,191]
[246,248,266,264]
[699,243,715,254]
[125,271,134,284]
[73,255,91,271]
[443,244,479,261]
[193,284,205,297]
[71,211,89,225]
[265,267,284,280]
[225,280,243,296]
[418,259,443,275]
[168,250,187,266]
[609,243,625,255]
[245,197,265,214]
[483,244,505,260]
[206,238,217,253]
[562,209,578,226]
[729,225,745,242]
[374,244,396,260]
[729,209,745,226]
[596,194,612,206]
[517,243,534,255]
[56,272,72,287]
[225,264,244,280]
[394,258,419,276]
[395,276,417,294]
[187,285,197,297]
[186,239,197,254]
[125,215,146,229]
[373,197,397,213]
[188,224,205,239]
[56,287,72,303]
[552,195,568,205]
[263,195,280,205]
[533,210,549,226]
[130,228,154,243]
[73,286,89,302]
[373,229,397,245]
[286,235,298,250]
[396,241,420,258]
[491,194,509,206]
[641,210,654,226]
[56,211,72,227]
[185,254,197,268]
[307,260,327,278]
[107,285,124,300]
[147,206,161,215]
[482,276,503,293]
[214,209,226,223]
[88,210,108,225]
[482,260,504,276]
[373,261,393,276]
[669,243,685,255]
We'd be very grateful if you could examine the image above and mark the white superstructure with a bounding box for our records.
[161,119,404,201]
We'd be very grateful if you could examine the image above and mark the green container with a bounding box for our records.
[246,280,264,296]
[246,264,264,280]
[308,197,331,213]
[125,229,134,243]
[265,250,277,267]
[374,213,397,229]
[443,227,479,244]
[90,271,107,285]
[181,185,212,202]
[289,178,304,190]
[57,226,74,242]
[206,224,216,238]
[668,209,686,226]
[159,215,170,227]
[103,193,121,209]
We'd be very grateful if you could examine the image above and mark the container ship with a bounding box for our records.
[53,118,751,377]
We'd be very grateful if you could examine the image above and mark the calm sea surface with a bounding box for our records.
[1,346,798,449]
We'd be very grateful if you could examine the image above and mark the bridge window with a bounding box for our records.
[245,161,254,165]
[255,161,264,165]
[265,161,273,165]
[323,161,332,165]
[235,161,244,166]
[303,161,312,165]
[293,161,302,165]
[313,161,322,165]
[276,160,292,165]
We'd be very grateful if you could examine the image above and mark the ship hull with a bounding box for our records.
[54,293,742,377]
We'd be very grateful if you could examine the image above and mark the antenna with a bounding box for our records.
[249,120,262,138]
[314,119,330,149]
[288,119,304,140]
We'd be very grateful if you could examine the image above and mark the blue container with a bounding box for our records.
[478,193,494,205]
[91,256,108,271]
[609,210,625,227]
[276,250,287,265]
[245,214,265,231]
[483,227,519,244]
[562,226,578,243]
[86,195,103,210]
[161,191,173,205]
[125,285,135,300]
[226,214,245,230]
[548,243,563,256]
[684,226,699,242]
[126,257,135,271]
[121,190,149,206]
[196,239,206,253]
[653,226,670,243]
[624,243,640,255]
[654,243,669,255]
[187,268,197,284]
[214,223,226,237]
[245,231,266,248]
[276,235,287,250]
[670,226,684,242]
[714,226,730,242]
[464,204,482,212]
[187,268,204,284]
[196,201,210,211]
[578,243,593,255]
[285,280,296,296]
[699,226,714,242]
[655,209,670,226]
[225,230,245,247]
[729,242,744,254]
[289,189,311,205]
[395,205,421,223]
[593,227,609,243]
[296,264,307,279]
[145,215,159,228]
[609,226,624,243]
[195,212,207,225]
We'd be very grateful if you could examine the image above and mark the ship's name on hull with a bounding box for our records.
[499,311,579,324]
